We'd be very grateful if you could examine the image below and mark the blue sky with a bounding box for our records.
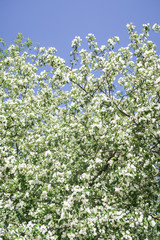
[1,0,160,65]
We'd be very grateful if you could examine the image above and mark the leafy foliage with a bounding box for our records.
[0,23,160,239]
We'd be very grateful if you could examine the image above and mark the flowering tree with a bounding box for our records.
[0,23,160,239]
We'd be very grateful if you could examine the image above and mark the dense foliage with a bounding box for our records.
[0,23,160,239]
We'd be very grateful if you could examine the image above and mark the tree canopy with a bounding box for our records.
[0,23,160,239]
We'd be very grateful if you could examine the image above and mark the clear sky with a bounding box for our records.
[1,0,160,65]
